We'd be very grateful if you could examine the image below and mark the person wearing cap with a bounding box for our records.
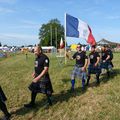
[86,45,101,86]
[100,45,111,77]
[0,86,11,120]
[70,44,88,91]
[24,45,53,108]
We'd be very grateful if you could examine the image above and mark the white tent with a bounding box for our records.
[41,46,56,53]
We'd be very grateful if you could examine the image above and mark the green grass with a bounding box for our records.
[0,52,120,120]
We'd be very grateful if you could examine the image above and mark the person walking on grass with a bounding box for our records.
[86,45,101,86]
[24,45,53,108]
[70,43,88,91]
[100,45,111,77]
[105,45,114,73]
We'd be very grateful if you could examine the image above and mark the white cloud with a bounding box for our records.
[0,33,38,40]
[12,20,42,29]
[0,7,15,14]
[12,25,40,29]
[93,0,107,4]
[94,27,120,43]
[2,20,41,30]
[83,7,97,12]
[0,0,17,4]
[21,20,41,26]
[34,8,48,12]
[24,7,48,14]
[0,33,39,46]
[106,15,120,20]
[65,0,74,5]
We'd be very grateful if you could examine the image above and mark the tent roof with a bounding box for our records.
[97,39,120,45]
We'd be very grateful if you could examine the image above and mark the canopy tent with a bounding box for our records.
[97,39,120,46]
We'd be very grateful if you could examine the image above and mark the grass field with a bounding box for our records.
[0,52,120,120]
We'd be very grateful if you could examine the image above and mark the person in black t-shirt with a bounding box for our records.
[106,45,114,72]
[70,44,88,91]
[24,46,53,108]
[100,45,111,77]
[86,45,101,86]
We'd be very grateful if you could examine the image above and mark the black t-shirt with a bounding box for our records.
[89,52,100,64]
[101,50,110,61]
[72,51,88,67]
[34,53,49,75]
[106,49,113,60]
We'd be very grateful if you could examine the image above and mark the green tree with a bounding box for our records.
[39,19,64,48]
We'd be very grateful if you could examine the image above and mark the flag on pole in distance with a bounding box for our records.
[66,13,96,45]
[60,37,64,49]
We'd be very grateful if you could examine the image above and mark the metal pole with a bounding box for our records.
[55,27,57,53]
[64,13,67,64]
[50,25,52,46]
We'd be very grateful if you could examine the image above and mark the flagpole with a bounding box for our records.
[64,13,67,64]
[50,25,52,46]
[55,27,57,53]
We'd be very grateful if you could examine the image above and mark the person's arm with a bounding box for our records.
[32,67,48,83]
[70,57,74,60]
[82,58,88,71]
[94,57,100,67]
[33,57,49,83]
[70,52,76,60]
[88,58,90,66]
[32,72,35,78]
[105,55,110,61]
[87,54,90,66]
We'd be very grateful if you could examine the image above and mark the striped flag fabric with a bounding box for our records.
[66,14,96,45]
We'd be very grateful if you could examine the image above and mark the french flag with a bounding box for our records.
[66,14,96,45]
[60,37,64,49]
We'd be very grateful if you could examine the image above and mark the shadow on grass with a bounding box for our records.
[61,78,70,84]
[100,68,120,83]
[88,81,100,88]
[13,68,120,117]
[65,64,74,67]
[79,68,120,88]
[52,87,87,104]
[11,97,47,116]
[12,86,87,116]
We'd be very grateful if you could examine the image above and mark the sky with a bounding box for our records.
[0,0,120,46]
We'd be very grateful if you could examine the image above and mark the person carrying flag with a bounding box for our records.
[70,43,88,91]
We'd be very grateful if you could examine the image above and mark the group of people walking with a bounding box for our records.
[0,44,114,120]
[70,44,113,91]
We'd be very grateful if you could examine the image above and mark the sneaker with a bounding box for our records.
[24,102,35,108]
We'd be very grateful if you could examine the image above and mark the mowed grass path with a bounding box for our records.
[0,52,120,120]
